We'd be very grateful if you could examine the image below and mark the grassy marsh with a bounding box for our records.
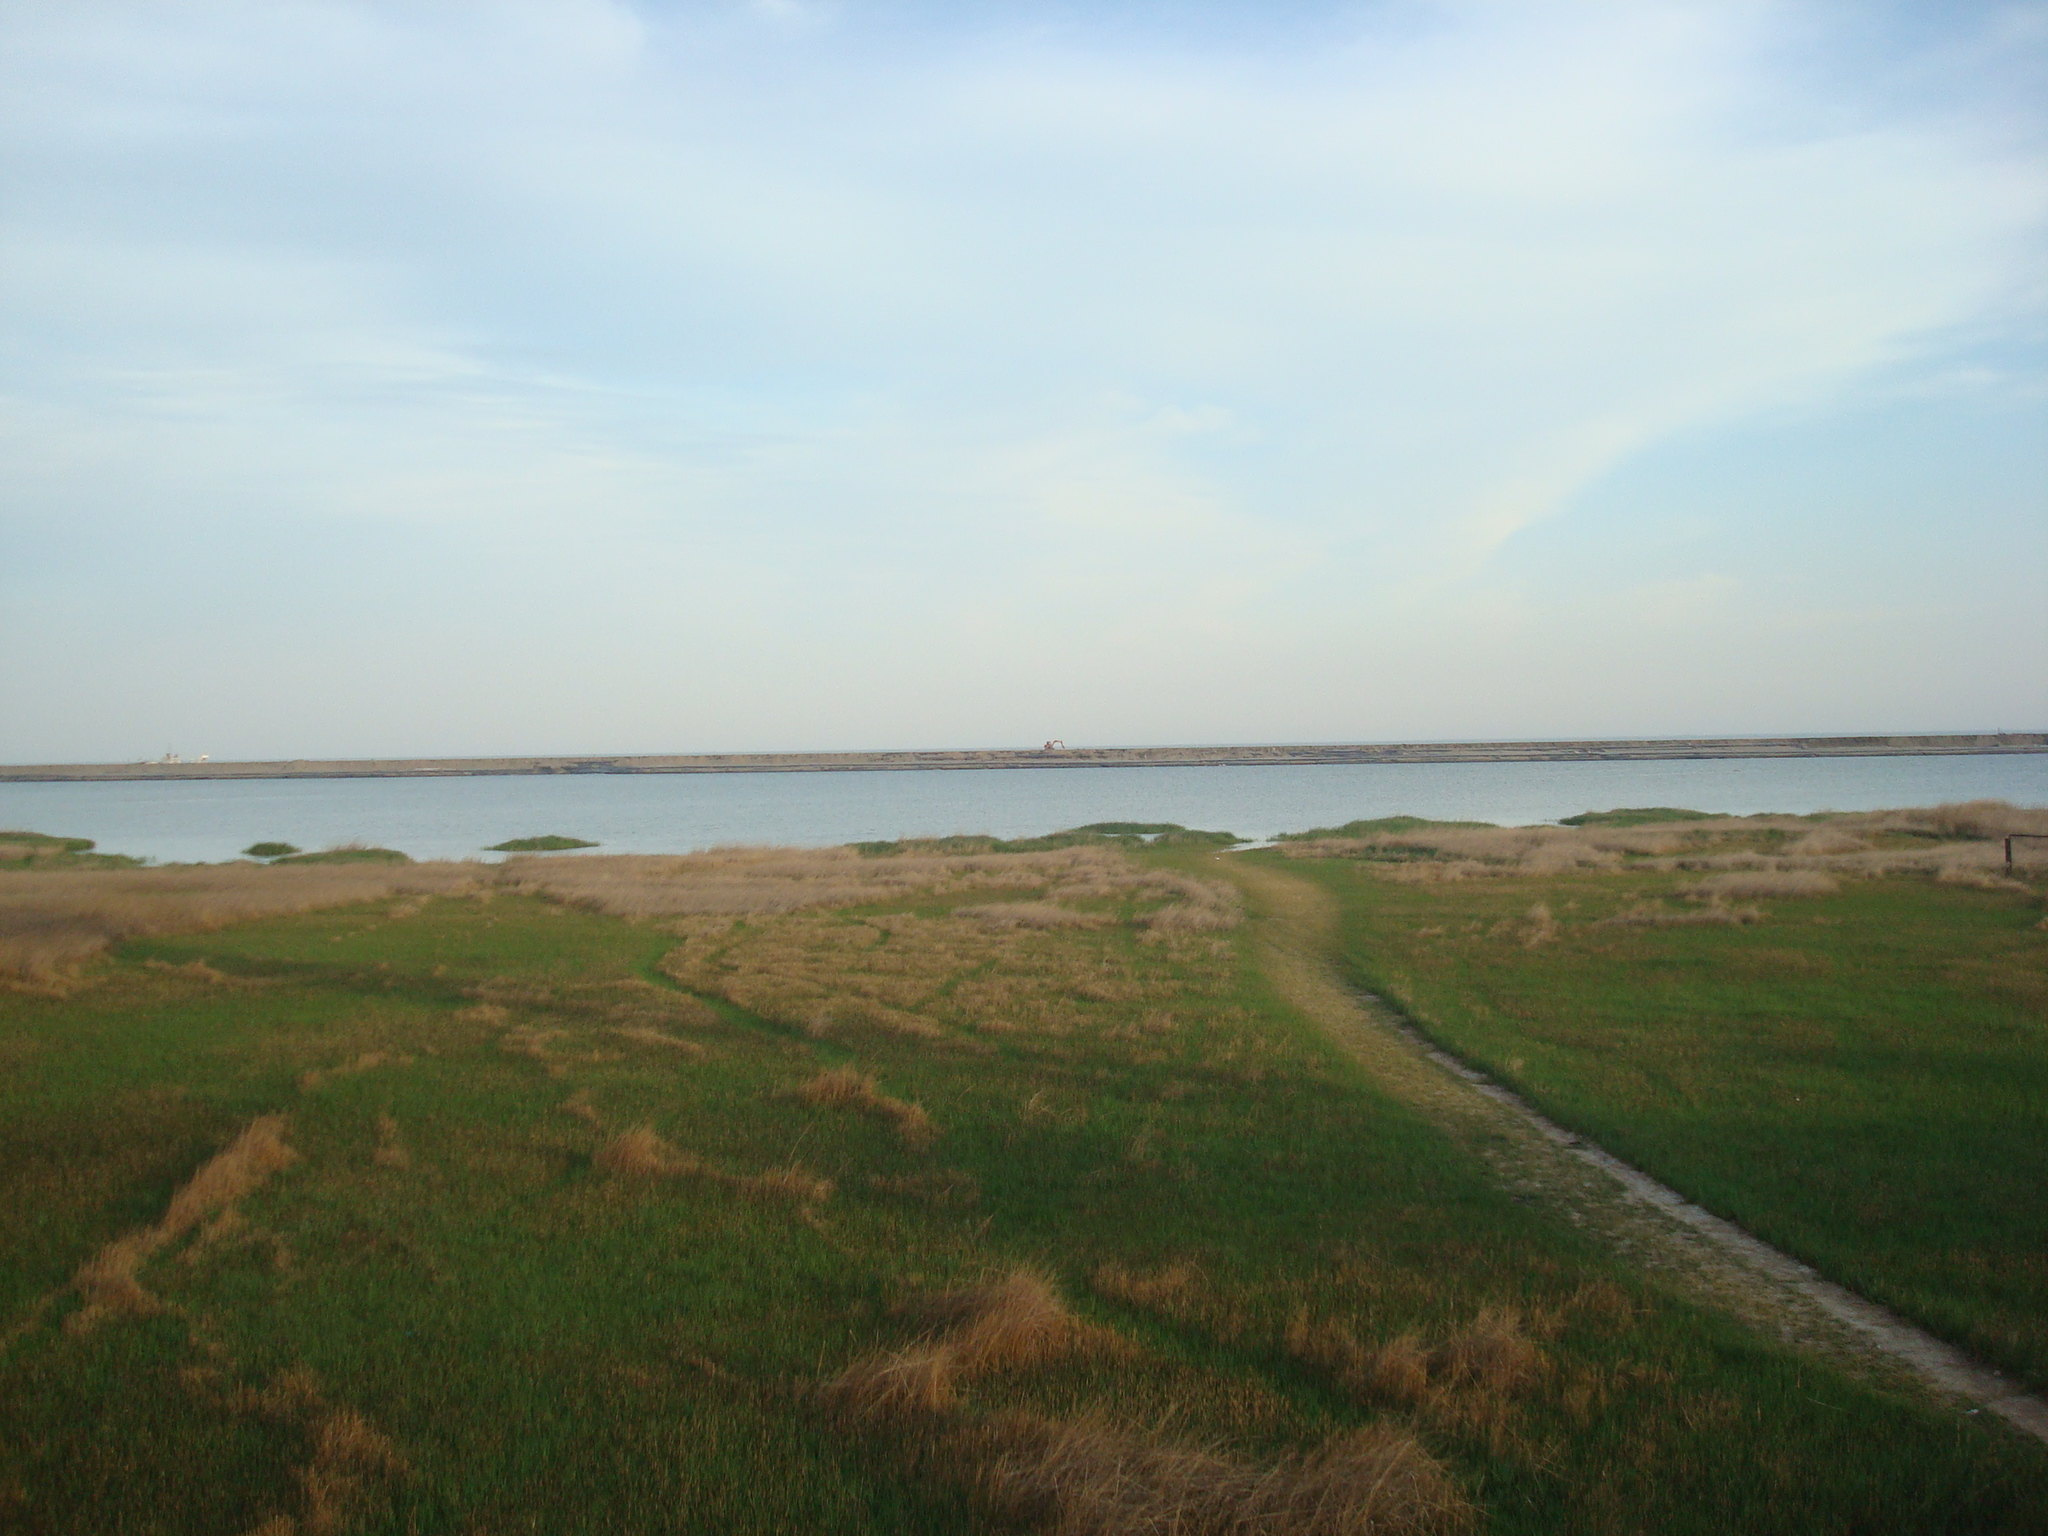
[0,824,2043,1533]
[1273,801,2048,1392]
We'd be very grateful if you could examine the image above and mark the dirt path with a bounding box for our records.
[1224,858,2048,1448]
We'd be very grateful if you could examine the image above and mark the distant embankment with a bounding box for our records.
[5,733,2043,784]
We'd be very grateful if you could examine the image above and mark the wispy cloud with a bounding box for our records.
[1,0,2042,756]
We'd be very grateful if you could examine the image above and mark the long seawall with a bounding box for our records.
[5,733,2043,783]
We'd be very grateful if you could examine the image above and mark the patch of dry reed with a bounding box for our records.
[1597,902,1764,928]
[962,902,1113,930]
[973,1413,1471,1536]
[230,1368,408,1536]
[592,1126,834,1204]
[1689,870,1839,900]
[792,1065,938,1148]
[825,1269,1100,1423]
[1285,1306,1546,1420]
[1277,803,2048,895]
[0,863,481,981]
[1089,1262,1203,1314]
[1936,866,2033,892]
[594,1126,699,1178]
[500,844,1141,919]
[68,1115,297,1333]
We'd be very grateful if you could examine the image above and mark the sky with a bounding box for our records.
[2,0,2044,762]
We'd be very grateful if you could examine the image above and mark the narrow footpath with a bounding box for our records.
[1224,858,2048,1449]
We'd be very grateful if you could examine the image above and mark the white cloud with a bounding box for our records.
[0,0,2042,755]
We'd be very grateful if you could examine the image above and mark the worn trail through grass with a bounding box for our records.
[1223,858,2048,1447]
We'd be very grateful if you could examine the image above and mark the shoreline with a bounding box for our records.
[5,731,2043,784]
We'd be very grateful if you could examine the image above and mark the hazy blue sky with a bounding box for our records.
[3,0,2044,761]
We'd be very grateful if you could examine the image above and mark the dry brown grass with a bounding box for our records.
[68,1115,297,1333]
[1276,802,2048,894]
[825,1269,1101,1423]
[591,1126,833,1204]
[962,902,1115,930]
[0,862,482,981]
[1089,1262,1203,1313]
[973,1413,1471,1536]
[593,1126,699,1178]
[297,1407,408,1535]
[1285,1307,1546,1425]
[1597,902,1765,928]
[791,1065,938,1148]
[499,844,1140,919]
[229,1369,408,1536]
[1689,870,1840,900]
[609,1025,709,1058]
[1936,866,2033,892]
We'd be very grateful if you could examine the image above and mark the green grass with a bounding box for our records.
[0,831,142,870]
[1282,854,2048,1394]
[1554,808,1727,827]
[2,861,2044,1533]
[1273,817,1494,842]
[486,835,600,852]
[852,824,1241,856]
[271,846,411,865]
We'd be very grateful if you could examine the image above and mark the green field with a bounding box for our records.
[1,832,2044,1534]
[1275,806,2048,1394]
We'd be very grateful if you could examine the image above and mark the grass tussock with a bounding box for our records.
[791,1065,938,1148]
[593,1126,699,1178]
[592,1126,833,1204]
[68,1115,297,1333]
[1285,1307,1547,1412]
[825,1269,1099,1423]
[972,1413,1472,1536]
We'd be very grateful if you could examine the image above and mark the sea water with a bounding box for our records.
[2,753,2042,865]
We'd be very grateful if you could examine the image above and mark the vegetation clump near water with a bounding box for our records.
[1555,807,1729,827]
[271,843,411,866]
[855,823,1242,857]
[1275,816,1495,842]
[241,842,300,859]
[0,824,2043,1532]
[0,832,141,871]
[487,834,601,852]
[1270,798,2048,1393]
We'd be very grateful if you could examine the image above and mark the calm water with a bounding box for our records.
[2,754,2043,865]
